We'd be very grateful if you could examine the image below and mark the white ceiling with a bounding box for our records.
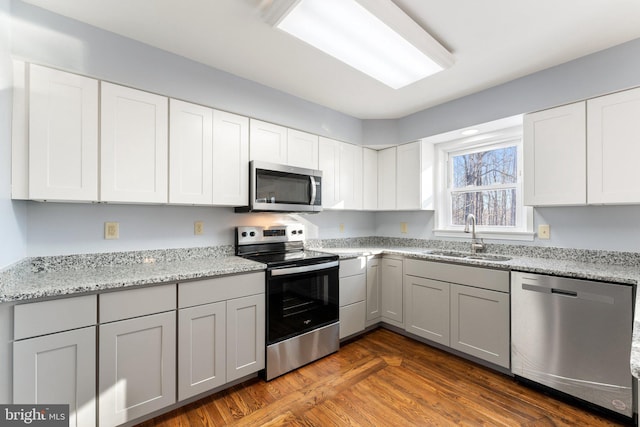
[21,0,640,119]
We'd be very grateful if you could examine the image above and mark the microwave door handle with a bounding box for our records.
[309,176,317,205]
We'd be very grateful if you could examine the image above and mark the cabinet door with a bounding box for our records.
[404,276,449,346]
[212,110,249,206]
[340,142,363,210]
[587,87,640,204]
[318,137,340,208]
[450,284,510,369]
[101,82,168,203]
[29,64,98,201]
[366,257,381,323]
[249,119,287,164]
[226,294,265,382]
[99,311,176,427]
[396,141,421,210]
[287,129,319,169]
[169,99,213,205]
[13,327,96,427]
[363,148,378,210]
[524,102,586,206]
[339,302,366,339]
[378,147,396,210]
[381,257,403,325]
[178,302,226,401]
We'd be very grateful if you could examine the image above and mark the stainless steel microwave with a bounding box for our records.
[235,161,323,213]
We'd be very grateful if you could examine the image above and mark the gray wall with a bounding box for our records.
[4,1,640,263]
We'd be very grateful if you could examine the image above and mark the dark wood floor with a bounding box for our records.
[138,328,631,426]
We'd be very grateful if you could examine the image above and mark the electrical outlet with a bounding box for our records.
[400,222,408,233]
[194,221,204,235]
[538,224,550,240]
[104,222,119,240]
[339,224,345,233]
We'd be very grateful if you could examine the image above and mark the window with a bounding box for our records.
[434,122,533,240]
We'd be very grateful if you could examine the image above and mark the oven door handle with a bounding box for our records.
[270,261,339,276]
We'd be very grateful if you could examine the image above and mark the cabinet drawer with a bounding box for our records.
[339,301,365,339]
[404,259,509,293]
[339,274,366,306]
[179,272,264,309]
[339,258,366,278]
[14,294,97,340]
[99,284,176,323]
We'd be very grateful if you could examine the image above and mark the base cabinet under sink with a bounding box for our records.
[403,259,510,369]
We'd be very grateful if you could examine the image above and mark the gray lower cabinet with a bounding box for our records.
[365,256,381,325]
[177,272,265,400]
[404,275,449,346]
[381,256,403,327]
[226,294,265,382]
[450,283,510,367]
[12,295,97,427]
[339,258,366,339]
[13,327,96,427]
[403,259,510,369]
[98,284,177,427]
[178,301,226,400]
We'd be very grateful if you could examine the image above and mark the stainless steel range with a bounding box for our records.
[235,224,340,381]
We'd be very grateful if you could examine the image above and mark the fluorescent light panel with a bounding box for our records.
[275,0,453,89]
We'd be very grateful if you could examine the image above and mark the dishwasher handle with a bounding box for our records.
[522,283,577,297]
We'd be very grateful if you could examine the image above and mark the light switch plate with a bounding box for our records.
[538,224,550,240]
[400,222,408,233]
[194,221,204,235]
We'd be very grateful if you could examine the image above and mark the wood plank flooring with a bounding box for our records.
[138,328,632,426]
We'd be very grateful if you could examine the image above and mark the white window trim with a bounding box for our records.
[433,126,534,241]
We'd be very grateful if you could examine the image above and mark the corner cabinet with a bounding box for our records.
[13,295,97,427]
[363,148,378,210]
[587,87,640,204]
[365,256,382,326]
[101,82,169,203]
[523,102,586,206]
[403,259,510,369]
[380,256,403,328]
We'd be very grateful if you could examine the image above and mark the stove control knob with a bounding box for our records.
[249,231,256,237]
[241,232,248,237]
[298,229,303,235]
[291,230,297,235]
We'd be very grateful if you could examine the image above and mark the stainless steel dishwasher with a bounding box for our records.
[511,272,634,418]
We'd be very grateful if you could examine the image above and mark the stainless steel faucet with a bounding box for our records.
[464,214,485,254]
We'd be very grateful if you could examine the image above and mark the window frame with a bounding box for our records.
[433,126,534,241]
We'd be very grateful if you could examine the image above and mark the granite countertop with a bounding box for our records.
[0,252,266,303]
[320,246,640,380]
[3,241,640,380]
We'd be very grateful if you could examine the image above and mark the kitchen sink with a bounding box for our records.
[423,250,511,262]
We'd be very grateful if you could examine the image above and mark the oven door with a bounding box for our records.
[266,261,339,345]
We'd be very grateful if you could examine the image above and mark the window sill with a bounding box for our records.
[433,229,535,242]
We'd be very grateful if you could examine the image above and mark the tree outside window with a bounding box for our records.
[449,145,518,228]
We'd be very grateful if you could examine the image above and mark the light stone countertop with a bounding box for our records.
[0,255,266,303]
[318,246,640,380]
[3,242,640,380]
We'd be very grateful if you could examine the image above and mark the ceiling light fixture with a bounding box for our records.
[265,0,454,89]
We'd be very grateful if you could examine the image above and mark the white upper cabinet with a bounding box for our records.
[212,110,249,206]
[377,147,397,210]
[524,102,586,206]
[287,129,319,169]
[363,147,378,210]
[28,64,99,201]
[249,119,287,164]
[101,82,169,203]
[587,87,640,204]
[169,99,213,205]
[318,137,362,210]
[396,141,434,210]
